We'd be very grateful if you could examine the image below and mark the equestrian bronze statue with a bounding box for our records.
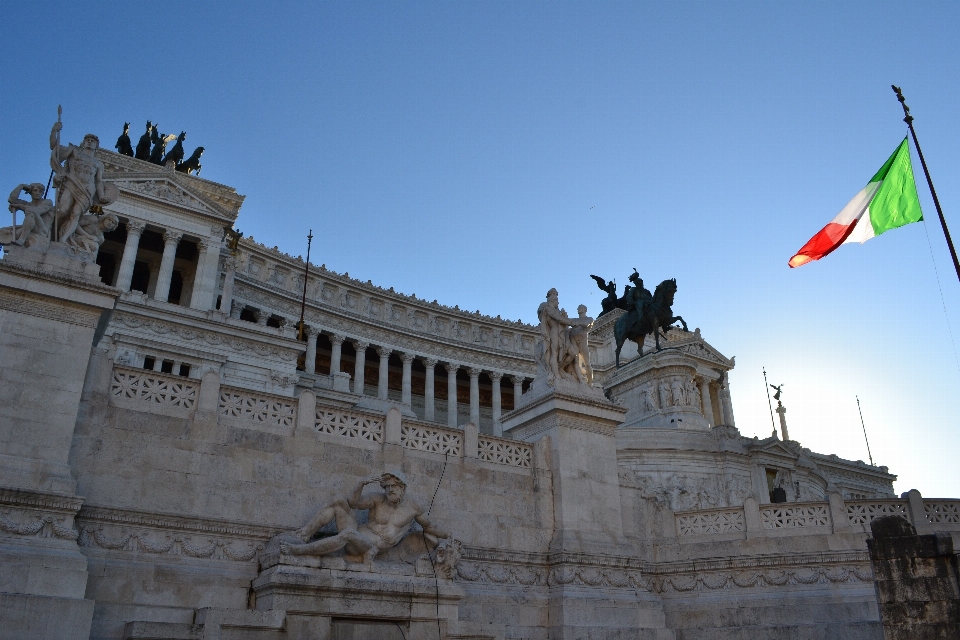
[614,277,687,367]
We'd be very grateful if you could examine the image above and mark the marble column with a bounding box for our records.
[255,310,268,326]
[219,255,237,312]
[191,237,223,310]
[304,326,317,375]
[490,371,503,436]
[719,376,736,427]
[115,220,145,291]
[423,358,437,422]
[401,353,414,407]
[353,340,369,395]
[510,375,525,408]
[444,363,459,428]
[468,367,481,427]
[376,347,391,401]
[330,334,345,376]
[153,230,182,302]
[699,377,715,426]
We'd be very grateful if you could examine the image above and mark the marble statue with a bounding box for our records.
[659,379,672,408]
[278,470,455,565]
[1,183,54,248]
[671,376,685,406]
[114,123,133,156]
[135,121,153,160]
[537,288,594,385]
[685,378,701,409]
[49,120,118,243]
[66,212,119,253]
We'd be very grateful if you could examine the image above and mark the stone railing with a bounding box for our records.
[477,435,533,468]
[760,503,831,531]
[675,507,745,537]
[110,366,199,418]
[400,423,462,456]
[218,386,297,433]
[314,408,384,444]
[924,500,960,525]
[671,493,960,543]
[845,499,908,531]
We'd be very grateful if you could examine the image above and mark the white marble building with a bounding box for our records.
[0,142,955,640]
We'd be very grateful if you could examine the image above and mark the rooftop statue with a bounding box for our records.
[148,129,176,165]
[49,118,118,244]
[276,470,459,571]
[162,132,186,167]
[134,121,153,160]
[613,274,688,367]
[537,288,594,385]
[590,274,629,317]
[114,122,133,157]
[176,146,204,176]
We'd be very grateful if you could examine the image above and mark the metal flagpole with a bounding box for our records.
[763,367,776,436]
[48,105,62,241]
[856,395,874,466]
[297,230,313,342]
[892,85,960,284]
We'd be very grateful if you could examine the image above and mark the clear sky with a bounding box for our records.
[3,2,958,497]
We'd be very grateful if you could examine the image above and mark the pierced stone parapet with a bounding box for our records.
[846,499,908,526]
[218,386,296,429]
[676,507,745,536]
[760,503,830,530]
[477,435,532,468]
[923,500,960,524]
[315,409,384,443]
[110,366,198,416]
[400,423,462,456]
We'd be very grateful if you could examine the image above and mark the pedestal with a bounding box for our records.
[0,244,119,640]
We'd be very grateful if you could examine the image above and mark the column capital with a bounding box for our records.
[508,375,525,386]
[330,333,346,346]
[422,357,439,368]
[376,346,392,359]
[126,219,146,235]
[467,367,482,378]
[197,238,213,252]
[222,255,237,270]
[354,340,370,352]
[489,371,504,383]
[163,229,183,245]
[301,324,316,338]
[443,362,459,374]
[400,352,415,364]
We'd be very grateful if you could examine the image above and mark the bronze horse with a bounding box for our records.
[614,278,688,367]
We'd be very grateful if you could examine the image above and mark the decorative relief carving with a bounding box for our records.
[113,179,206,211]
[77,523,262,562]
[0,289,100,327]
[0,509,78,540]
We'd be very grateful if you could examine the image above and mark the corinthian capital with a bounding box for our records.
[163,230,183,245]
[126,220,146,235]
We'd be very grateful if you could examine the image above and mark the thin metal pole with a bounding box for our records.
[297,230,313,341]
[892,86,960,284]
[856,395,874,466]
[763,367,776,436]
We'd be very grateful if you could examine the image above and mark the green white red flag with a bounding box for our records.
[788,138,923,268]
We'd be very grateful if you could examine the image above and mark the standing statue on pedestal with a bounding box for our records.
[49,119,118,243]
[613,273,688,367]
[537,288,594,385]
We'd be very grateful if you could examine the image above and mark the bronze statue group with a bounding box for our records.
[590,270,688,367]
[114,121,204,176]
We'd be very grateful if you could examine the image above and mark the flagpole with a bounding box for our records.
[856,395,874,466]
[892,85,960,284]
[762,367,776,436]
[297,230,313,342]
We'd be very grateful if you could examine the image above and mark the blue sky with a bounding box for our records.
[3,2,958,497]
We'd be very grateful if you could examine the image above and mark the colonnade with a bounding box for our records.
[299,329,526,435]
[113,220,222,310]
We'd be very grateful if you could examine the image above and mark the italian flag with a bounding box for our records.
[788,138,923,268]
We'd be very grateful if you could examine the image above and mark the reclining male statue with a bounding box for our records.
[278,470,454,566]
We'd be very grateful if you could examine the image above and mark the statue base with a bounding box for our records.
[2,242,102,283]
